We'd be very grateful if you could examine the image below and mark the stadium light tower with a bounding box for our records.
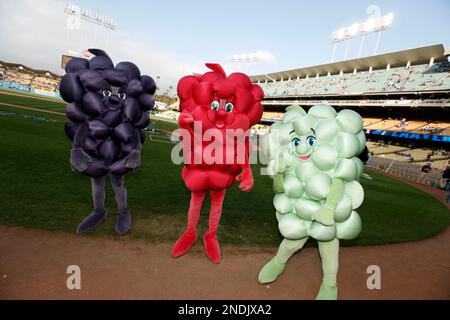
[229,53,263,63]
[330,13,394,61]
[228,51,263,76]
[64,3,117,57]
[64,3,117,29]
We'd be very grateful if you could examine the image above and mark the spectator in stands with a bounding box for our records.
[367,151,374,167]
[441,166,450,202]
[418,162,432,184]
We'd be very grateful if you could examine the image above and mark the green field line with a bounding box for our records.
[0,87,64,103]
[0,102,65,115]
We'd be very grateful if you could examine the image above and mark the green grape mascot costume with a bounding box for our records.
[258,104,366,300]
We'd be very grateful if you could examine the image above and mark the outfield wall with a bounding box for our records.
[0,80,61,99]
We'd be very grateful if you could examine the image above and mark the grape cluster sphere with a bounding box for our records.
[264,104,366,241]
[61,49,156,177]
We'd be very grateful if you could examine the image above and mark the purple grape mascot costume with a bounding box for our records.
[61,49,156,235]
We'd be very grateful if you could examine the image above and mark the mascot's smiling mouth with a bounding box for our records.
[215,120,225,129]
[299,155,310,161]
[107,104,121,111]
[103,87,125,111]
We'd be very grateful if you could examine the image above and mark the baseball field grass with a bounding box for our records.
[0,89,66,112]
[0,91,449,246]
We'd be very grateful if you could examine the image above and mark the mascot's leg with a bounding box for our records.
[316,238,339,300]
[110,174,131,235]
[76,176,107,234]
[258,238,308,284]
[172,191,207,258]
[204,189,226,263]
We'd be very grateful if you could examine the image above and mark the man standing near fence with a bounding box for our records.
[418,163,432,184]
[367,151,374,168]
[441,165,450,203]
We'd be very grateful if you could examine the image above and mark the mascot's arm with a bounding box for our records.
[270,152,286,193]
[325,178,345,210]
[312,178,345,226]
[236,137,254,192]
[267,145,287,173]
[73,122,88,147]
[70,123,92,172]
[178,110,194,131]
[272,174,285,193]
[123,129,141,170]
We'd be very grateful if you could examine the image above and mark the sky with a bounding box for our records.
[0,0,449,90]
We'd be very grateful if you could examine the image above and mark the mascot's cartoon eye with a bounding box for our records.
[225,102,234,112]
[306,136,316,146]
[292,138,301,147]
[118,92,127,100]
[211,100,219,111]
[102,89,112,97]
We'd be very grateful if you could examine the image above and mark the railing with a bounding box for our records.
[368,156,444,186]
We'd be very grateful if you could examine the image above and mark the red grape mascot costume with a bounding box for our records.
[172,64,264,263]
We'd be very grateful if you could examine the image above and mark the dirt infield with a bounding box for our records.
[0,224,449,300]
